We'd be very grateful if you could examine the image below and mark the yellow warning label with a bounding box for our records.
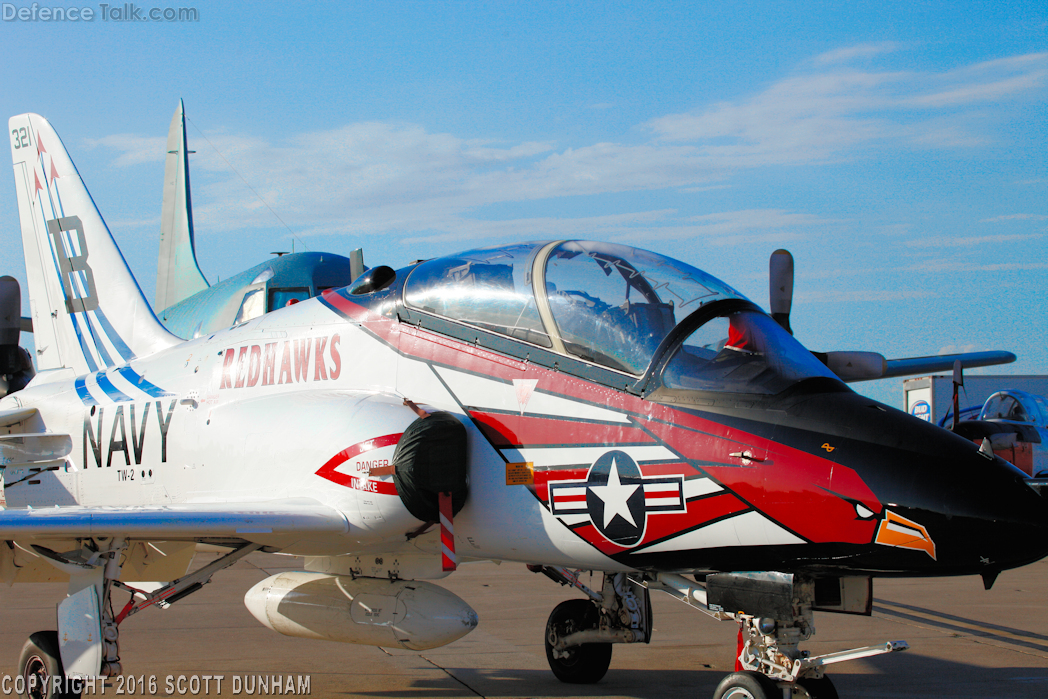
[506,462,534,486]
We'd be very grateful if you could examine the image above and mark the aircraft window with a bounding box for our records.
[1011,401,1032,422]
[544,241,739,375]
[661,309,836,394]
[1033,396,1048,424]
[984,395,1030,422]
[269,287,310,310]
[982,394,1022,421]
[234,288,266,325]
[982,395,1004,420]
[348,266,396,295]
[404,244,552,347]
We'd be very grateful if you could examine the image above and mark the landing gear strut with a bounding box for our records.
[18,539,263,698]
[534,567,907,698]
[671,572,902,698]
[532,567,652,684]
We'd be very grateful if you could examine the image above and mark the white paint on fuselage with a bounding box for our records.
[636,511,805,554]
[433,366,631,423]
[2,297,626,570]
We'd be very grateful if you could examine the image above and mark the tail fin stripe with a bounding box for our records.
[69,312,100,373]
[94,372,134,403]
[83,312,115,367]
[82,312,114,368]
[115,366,174,398]
[92,308,135,362]
[74,377,99,406]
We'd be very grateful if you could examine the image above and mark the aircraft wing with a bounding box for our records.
[879,351,1017,380]
[0,499,348,543]
[819,350,1016,382]
[0,406,38,426]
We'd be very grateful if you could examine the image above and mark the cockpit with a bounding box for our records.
[398,241,837,396]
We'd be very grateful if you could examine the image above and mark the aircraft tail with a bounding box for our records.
[9,113,181,375]
[156,99,208,311]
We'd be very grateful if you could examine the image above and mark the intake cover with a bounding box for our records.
[392,411,468,522]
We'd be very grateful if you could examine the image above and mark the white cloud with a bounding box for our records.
[680,209,840,243]
[905,232,1045,248]
[909,72,1044,108]
[814,42,903,65]
[88,48,1047,243]
[905,260,1048,273]
[399,208,834,247]
[937,344,980,355]
[398,209,678,245]
[83,135,167,167]
[646,51,1046,159]
[980,214,1048,223]
[801,288,938,303]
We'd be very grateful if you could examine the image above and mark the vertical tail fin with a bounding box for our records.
[156,99,208,311]
[9,113,180,374]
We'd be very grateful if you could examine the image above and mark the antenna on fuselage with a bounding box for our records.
[349,248,365,282]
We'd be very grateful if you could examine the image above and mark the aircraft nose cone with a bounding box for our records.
[885,447,1048,576]
[779,389,1048,576]
[948,459,1048,572]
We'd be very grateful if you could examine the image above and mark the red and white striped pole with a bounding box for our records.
[439,491,457,572]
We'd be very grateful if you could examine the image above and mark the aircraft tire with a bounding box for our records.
[544,599,612,684]
[18,631,79,699]
[712,671,778,699]
[795,675,839,699]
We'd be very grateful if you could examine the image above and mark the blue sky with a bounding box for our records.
[2,1,1046,407]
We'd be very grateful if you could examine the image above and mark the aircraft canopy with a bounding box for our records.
[660,308,836,394]
[405,241,744,375]
[404,240,837,392]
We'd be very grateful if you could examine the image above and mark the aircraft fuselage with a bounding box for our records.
[7,281,1046,580]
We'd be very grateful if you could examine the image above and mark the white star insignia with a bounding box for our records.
[589,456,639,529]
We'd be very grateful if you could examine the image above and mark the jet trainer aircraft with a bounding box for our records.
[5,113,1048,699]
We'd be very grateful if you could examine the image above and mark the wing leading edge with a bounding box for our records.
[0,499,348,545]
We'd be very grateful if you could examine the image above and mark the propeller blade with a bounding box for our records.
[769,249,793,335]
[0,276,21,347]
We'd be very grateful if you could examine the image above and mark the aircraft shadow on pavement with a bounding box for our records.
[345,656,1048,699]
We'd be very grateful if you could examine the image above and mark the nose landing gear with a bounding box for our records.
[534,567,908,698]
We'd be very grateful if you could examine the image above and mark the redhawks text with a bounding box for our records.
[220,334,341,390]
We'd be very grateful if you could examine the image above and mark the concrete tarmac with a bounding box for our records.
[1,552,1047,698]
